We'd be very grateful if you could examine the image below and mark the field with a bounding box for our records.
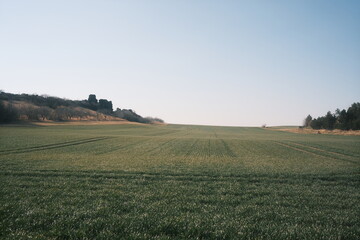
[0,123,359,239]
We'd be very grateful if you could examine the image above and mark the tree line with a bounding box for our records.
[113,108,164,124]
[303,102,360,130]
[0,91,163,124]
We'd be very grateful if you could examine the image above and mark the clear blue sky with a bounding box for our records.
[0,0,359,126]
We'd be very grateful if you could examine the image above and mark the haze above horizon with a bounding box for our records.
[0,0,359,126]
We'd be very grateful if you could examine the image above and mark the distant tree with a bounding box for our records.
[50,107,76,121]
[22,106,40,121]
[307,102,360,130]
[347,102,360,130]
[46,97,70,109]
[35,107,53,121]
[0,101,18,122]
[310,117,323,129]
[87,94,98,110]
[88,94,98,104]
[335,108,348,130]
[0,91,162,124]
[144,117,165,123]
[98,99,113,114]
[0,101,8,122]
[303,115,312,127]
[323,111,336,130]
[113,108,147,123]
[113,108,124,118]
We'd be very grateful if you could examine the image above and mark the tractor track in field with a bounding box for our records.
[289,141,360,159]
[274,141,359,165]
[94,138,153,155]
[184,139,199,158]
[139,138,178,157]
[220,139,238,158]
[207,139,211,157]
[0,137,103,153]
[0,136,112,155]
[1,169,359,185]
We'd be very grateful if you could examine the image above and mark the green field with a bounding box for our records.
[0,124,359,239]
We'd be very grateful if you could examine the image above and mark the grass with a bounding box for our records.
[0,124,359,239]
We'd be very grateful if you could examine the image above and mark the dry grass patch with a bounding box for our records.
[269,127,360,136]
[32,120,144,126]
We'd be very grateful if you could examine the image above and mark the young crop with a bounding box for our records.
[0,124,359,239]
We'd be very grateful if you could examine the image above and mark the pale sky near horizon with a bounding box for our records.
[0,0,359,126]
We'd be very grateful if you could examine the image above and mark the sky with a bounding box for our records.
[0,0,359,126]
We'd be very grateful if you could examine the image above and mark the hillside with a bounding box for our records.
[0,91,164,124]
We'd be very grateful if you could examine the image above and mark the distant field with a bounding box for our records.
[0,124,359,239]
